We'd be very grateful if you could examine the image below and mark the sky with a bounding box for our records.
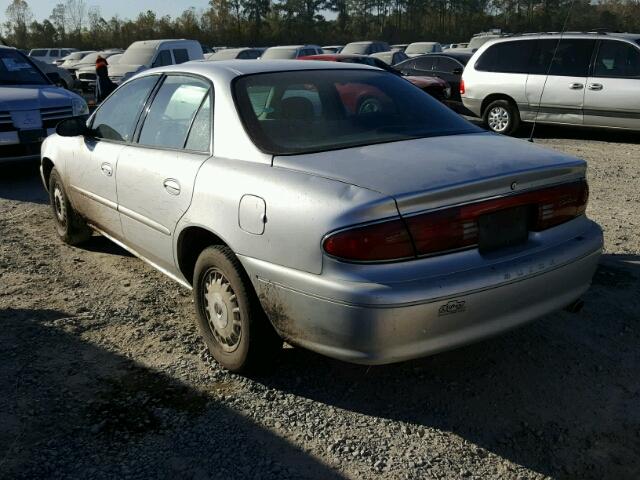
[1,0,212,23]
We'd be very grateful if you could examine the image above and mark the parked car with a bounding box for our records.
[448,42,469,50]
[322,45,344,54]
[57,50,95,68]
[300,53,450,102]
[0,46,88,164]
[462,32,640,134]
[31,58,76,90]
[342,41,390,55]
[404,42,443,57]
[205,47,264,60]
[108,39,204,84]
[29,48,77,64]
[73,50,124,91]
[396,51,473,113]
[42,60,602,372]
[370,50,409,65]
[391,44,409,52]
[261,45,323,60]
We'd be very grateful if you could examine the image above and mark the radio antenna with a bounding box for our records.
[528,0,577,142]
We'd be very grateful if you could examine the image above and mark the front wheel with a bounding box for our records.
[193,245,282,373]
[483,99,520,135]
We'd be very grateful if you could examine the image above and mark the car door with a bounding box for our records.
[66,75,160,238]
[116,74,212,274]
[583,39,640,129]
[525,39,595,125]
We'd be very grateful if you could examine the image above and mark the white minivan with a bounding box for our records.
[29,48,77,64]
[108,39,204,84]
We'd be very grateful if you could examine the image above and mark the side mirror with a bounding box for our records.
[452,67,463,75]
[56,117,89,137]
[46,71,61,84]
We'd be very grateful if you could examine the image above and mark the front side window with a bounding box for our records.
[30,49,47,57]
[138,75,210,149]
[0,49,48,86]
[91,75,159,142]
[475,40,535,73]
[529,39,595,76]
[593,41,640,78]
[173,49,189,64]
[152,50,172,68]
[234,70,478,155]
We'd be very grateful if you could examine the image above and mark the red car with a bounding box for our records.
[298,54,451,102]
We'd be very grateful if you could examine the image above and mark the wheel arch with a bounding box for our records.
[480,93,519,117]
[176,225,233,286]
[41,157,55,191]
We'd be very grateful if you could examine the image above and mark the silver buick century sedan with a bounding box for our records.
[41,60,603,372]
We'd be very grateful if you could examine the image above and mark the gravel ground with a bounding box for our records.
[1,125,639,480]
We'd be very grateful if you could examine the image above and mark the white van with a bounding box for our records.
[29,48,77,64]
[108,39,204,84]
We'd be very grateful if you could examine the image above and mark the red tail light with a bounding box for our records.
[459,79,465,95]
[323,180,588,262]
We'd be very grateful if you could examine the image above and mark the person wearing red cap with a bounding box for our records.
[95,55,116,103]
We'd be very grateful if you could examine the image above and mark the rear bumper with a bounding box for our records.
[242,220,602,364]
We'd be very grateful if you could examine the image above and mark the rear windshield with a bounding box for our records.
[0,49,48,85]
[233,69,478,155]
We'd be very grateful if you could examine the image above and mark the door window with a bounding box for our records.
[529,39,595,76]
[414,57,436,72]
[91,75,159,142]
[173,48,189,64]
[593,41,640,78]
[138,75,210,149]
[185,96,212,152]
[152,50,172,68]
[438,57,461,74]
[50,49,60,57]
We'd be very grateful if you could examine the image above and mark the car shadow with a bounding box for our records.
[81,235,134,257]
[258,254,640,479]
[518,124,640,145]
[0,308,345,479]
[0,163,48,204]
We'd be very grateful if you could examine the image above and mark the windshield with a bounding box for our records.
[262,48,297,59]
[342,44,369,55]
[119,47,155,66]
[63,52,86,61]
[234,69,478,155]
[405,43,434,54]
[0,49,49,86]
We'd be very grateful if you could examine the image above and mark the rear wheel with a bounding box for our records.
[193,245,282,373]
[48,168,91,245]
[483,99,520,135]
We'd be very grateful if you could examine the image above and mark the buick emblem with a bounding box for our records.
[510,181,518,190]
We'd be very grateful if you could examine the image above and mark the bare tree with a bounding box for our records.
[64,0,87,34]
[4,0,33,46]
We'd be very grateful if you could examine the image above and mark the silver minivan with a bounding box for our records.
[462,32,640,134]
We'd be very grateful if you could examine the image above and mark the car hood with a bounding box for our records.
[273,132,586,215]
[108,63,145,77]
[0,85,74,111]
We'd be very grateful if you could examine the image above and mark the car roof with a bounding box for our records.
[499,31,640,42]
[264,45,318,50]
[345,41,385,45]
[128,39,196,48]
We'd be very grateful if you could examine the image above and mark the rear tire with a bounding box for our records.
[193,245,282,373]
[483,99,520,135]
[48,168,91,245]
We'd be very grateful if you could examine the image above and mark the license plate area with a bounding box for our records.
[478,206,529,253]
[18,129,47,144]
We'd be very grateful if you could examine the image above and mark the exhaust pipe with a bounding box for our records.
[564,299,584,314]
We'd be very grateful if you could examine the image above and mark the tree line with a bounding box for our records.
[4,0,640,50]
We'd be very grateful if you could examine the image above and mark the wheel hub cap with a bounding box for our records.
[488,106,510,132]
[203,269,241,353]
[53,186,66,223]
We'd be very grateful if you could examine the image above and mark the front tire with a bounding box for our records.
[193,245,282,373]
[483,99,520,135]
[48,168,91,245]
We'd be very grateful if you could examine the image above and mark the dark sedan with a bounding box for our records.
[395,52,472,113]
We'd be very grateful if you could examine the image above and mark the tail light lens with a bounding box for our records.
[459,79,465,95]
[323,180,588,262]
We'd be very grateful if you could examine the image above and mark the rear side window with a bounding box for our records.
[173,48,189,64]
[138,75,210,149]
[50,49,60,57]
[475,40,535,73]
[438,57,462,73]
[30,49,47,57]
[593,41,640,78]
[185,95,212,151]
[152,50,172,68]
[91,75,159,142]
[529,39,595,76]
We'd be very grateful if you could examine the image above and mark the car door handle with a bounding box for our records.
[588,83,603,91]
[100,163,113,177]
[163,178,180,195]
[569,83,584,90]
